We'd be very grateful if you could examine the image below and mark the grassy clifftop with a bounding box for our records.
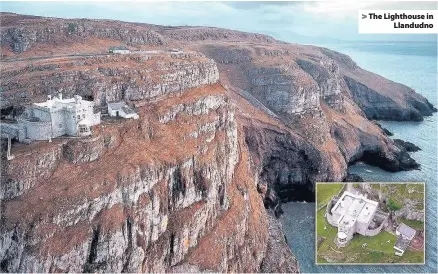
[316,182,424,264]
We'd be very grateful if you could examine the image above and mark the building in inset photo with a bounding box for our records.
[327,190,389,247]
[394,223,418,256]
[316,183,425,265]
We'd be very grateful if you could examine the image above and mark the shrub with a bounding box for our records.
[388,198,402,211]
[68,23,77,33]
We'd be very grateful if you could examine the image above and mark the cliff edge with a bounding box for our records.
[1,12,435,272]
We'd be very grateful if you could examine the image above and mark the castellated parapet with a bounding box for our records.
[1,93,101,143]
[326,190,389,247]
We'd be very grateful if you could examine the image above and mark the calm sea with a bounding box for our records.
[282,41,437,273]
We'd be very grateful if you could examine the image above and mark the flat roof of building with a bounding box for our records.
[108,102,126,110]
[332,191,378,225]
[34,98,75,108]
[109,46,129,50]
[33,95,91,110]
[397,223,416,239]
[108,102,136,115]
[339,213,356,228]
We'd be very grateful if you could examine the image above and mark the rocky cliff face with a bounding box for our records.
[355,183,424,222]
[0,82,274,272]
[322,48,437,121]
[1,12,435,273]
[0,13,277,55]
[1,52,219,108]
[1,13,167,53]
[195,42,428,203]
[296,58,344,111]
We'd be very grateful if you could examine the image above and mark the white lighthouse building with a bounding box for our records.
[15,93,101,142]
[326,191,389,247]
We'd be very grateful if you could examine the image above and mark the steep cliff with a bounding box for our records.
[1,12,435,273]
[2,12,434,120]
[195,43,426,202]
[0,13,277,56]
[0,82,275,272]
[1,51,219,107]
[0,13,167,53]
[320,48,436,121]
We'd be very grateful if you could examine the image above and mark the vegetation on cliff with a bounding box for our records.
[0,12,434,272]
[316,183,424,264]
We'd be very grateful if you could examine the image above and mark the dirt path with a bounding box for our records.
[1,52,109,63]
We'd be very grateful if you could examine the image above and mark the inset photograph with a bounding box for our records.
[316,182,425,264]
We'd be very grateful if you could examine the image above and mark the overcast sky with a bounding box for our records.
[1,1,437,43]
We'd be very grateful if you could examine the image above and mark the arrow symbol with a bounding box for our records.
[362,14,367,19]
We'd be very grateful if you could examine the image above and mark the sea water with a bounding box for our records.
[282,41,437,273]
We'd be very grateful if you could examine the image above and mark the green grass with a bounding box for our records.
[316,183,344,208]
[415,202,424,210]
[388,198,402,211]
[316,206,424,264]
[380,183,424,210]
[399,249,425,264]
[370,184,380,190]
[67,23,77,33]
[369,251,385,263]
[316,207,338,238]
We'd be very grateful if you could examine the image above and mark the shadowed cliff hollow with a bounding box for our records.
[0,13,435,272]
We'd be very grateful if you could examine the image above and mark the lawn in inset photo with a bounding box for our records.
[315,182,425,264]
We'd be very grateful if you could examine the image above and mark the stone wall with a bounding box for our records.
[64,110,77,136]
[18,119,52,141]
[326,199,339,227]
[51,109,69,138]
[0,123,19,138]
[31,107,51,121]
[364,220,387,237]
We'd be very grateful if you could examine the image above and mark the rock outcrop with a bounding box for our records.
[197,43,426,202]
[1,13,167,53]
[1,12,436,273]
[260,212,300,273]
[326,50,436,121]
[1,52,219,107]
[394,139,421,152]
[355,183,424,222]
[1,83,270,272]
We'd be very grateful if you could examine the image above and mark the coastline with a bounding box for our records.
[0,13,436,273]
[280,41,437,273]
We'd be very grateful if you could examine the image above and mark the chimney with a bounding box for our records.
[58,92,63,100]
[48,95,52,100]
